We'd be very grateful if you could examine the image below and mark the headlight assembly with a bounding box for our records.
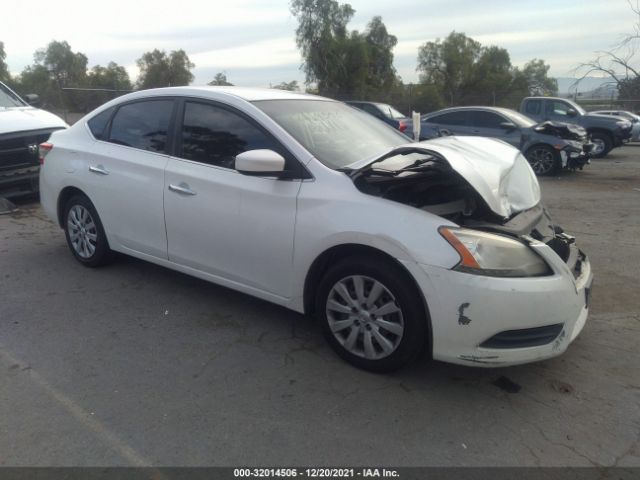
[439,227,551,277]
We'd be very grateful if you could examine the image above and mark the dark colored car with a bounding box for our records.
[346,101,410,134]
[412,106,592,175]
[0,81,67,198]
[519,97,632,158]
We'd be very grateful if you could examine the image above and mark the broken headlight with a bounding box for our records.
[439,227,551,277]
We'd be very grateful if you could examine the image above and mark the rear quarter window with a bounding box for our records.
[87,107,115,140]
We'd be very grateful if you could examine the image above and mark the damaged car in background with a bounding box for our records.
[39,88,593,372]
[0,80,67,198]
[407,106,593,176]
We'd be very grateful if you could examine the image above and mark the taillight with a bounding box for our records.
[398,121,407,132]
[38,142,53,164]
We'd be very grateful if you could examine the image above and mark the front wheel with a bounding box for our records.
[316,256,429,372]
[63,194,113,267]
[590,132,612,158]
[525,145,559,176]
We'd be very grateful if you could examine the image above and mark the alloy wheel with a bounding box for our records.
[527,147,556,175]
[67,205,98,259]
[326,275,404,360]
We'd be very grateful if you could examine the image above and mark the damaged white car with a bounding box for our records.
[39,87,593,372]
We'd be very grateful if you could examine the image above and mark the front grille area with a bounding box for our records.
[0,131,53,172]
[480,323,564,349]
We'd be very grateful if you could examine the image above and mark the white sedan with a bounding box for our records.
[39,87,593,372]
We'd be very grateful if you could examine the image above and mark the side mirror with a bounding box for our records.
[499,121,517,131]
[567,108,577,117]
[235,149,285,176]
[24,94,40,106]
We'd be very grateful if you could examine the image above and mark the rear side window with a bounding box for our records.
[428,111,467,126]
[87,107,114,140]
[468,111,504,129]
[180,101,285,169]
[525,100,541,115]
[108,100,174,153]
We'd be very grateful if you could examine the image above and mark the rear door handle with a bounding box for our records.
[89,165,109,175]
[168,182,197,196]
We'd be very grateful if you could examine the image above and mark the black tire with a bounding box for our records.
[315,255,429,373]
[63,194,113,267]
[525,145,560,176]
[589,132,612,158]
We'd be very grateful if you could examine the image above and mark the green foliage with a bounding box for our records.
[136,49,195,89]
[208,72,233,86]
[271,80,299,91]
[85,62,133,109]
[0,41,10,83]
[290,0,399,98]
[417,32,556,108]
[619,76,640,98]
[522,59,558,95]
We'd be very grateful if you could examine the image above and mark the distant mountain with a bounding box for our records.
[556,76,616,94]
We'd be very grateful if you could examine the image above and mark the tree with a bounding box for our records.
[35,40,88,89]
[573,1,640,98]
[363,16,399,94]
[85,62,133,109]
[271,80,299,91]
[136,49,194,89]
[0,41,10,83]
[290,0,399,99]
[522,59,557,96]
[208,72,233,86]
[417,32,555,107]
[417,32,482,105]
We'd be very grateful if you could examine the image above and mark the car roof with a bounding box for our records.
[424,106,518,117]
[114,86,330,103]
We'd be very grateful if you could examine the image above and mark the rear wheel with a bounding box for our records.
[63,194,113,267]
[316,255,428,372]
[525,145,559,176]
[590,132,612,158]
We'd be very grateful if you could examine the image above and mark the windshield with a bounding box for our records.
[254,100,410,169]
[0,82,26,108]
[387,105,407,120]
[502,110,537,128]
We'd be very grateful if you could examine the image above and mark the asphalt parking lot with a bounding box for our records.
[1,147,639,467]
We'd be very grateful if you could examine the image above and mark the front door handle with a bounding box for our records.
[168,182,197,196]
[89,165,109,175]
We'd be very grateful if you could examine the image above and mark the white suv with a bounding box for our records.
[39,87,593,372]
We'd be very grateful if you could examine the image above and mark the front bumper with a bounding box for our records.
[0,165,40,198]
[402,238,593,367]
[560,143,592,170]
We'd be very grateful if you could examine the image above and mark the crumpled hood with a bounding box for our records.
[348,136,541,218]
[0,107,67,135]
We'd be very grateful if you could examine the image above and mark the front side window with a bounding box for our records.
[468,111,504,129]
[180,101,283,169]
[0,83,26,108]
[548,101,571,116]
[108,100,174,153]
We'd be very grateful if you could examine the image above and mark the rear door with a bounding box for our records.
[84,99,175,258]
[425,110,471,135]
[163,99,303,297]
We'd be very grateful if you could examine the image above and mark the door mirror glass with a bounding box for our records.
[24,93,40,106]
[567,108,577,117]
[235,149,285,176]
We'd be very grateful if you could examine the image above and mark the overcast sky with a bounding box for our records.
[2,0,635,88]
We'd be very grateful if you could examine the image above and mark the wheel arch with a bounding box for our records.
[302,243,433,356]
[56,186,89,228]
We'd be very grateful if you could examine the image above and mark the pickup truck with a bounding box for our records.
[519,97,632,157]
[0,81,67,197]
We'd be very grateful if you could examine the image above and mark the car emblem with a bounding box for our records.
[28,144,39,155]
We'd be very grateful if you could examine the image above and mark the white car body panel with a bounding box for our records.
[0,106,67,134]
[39,86,592,368]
